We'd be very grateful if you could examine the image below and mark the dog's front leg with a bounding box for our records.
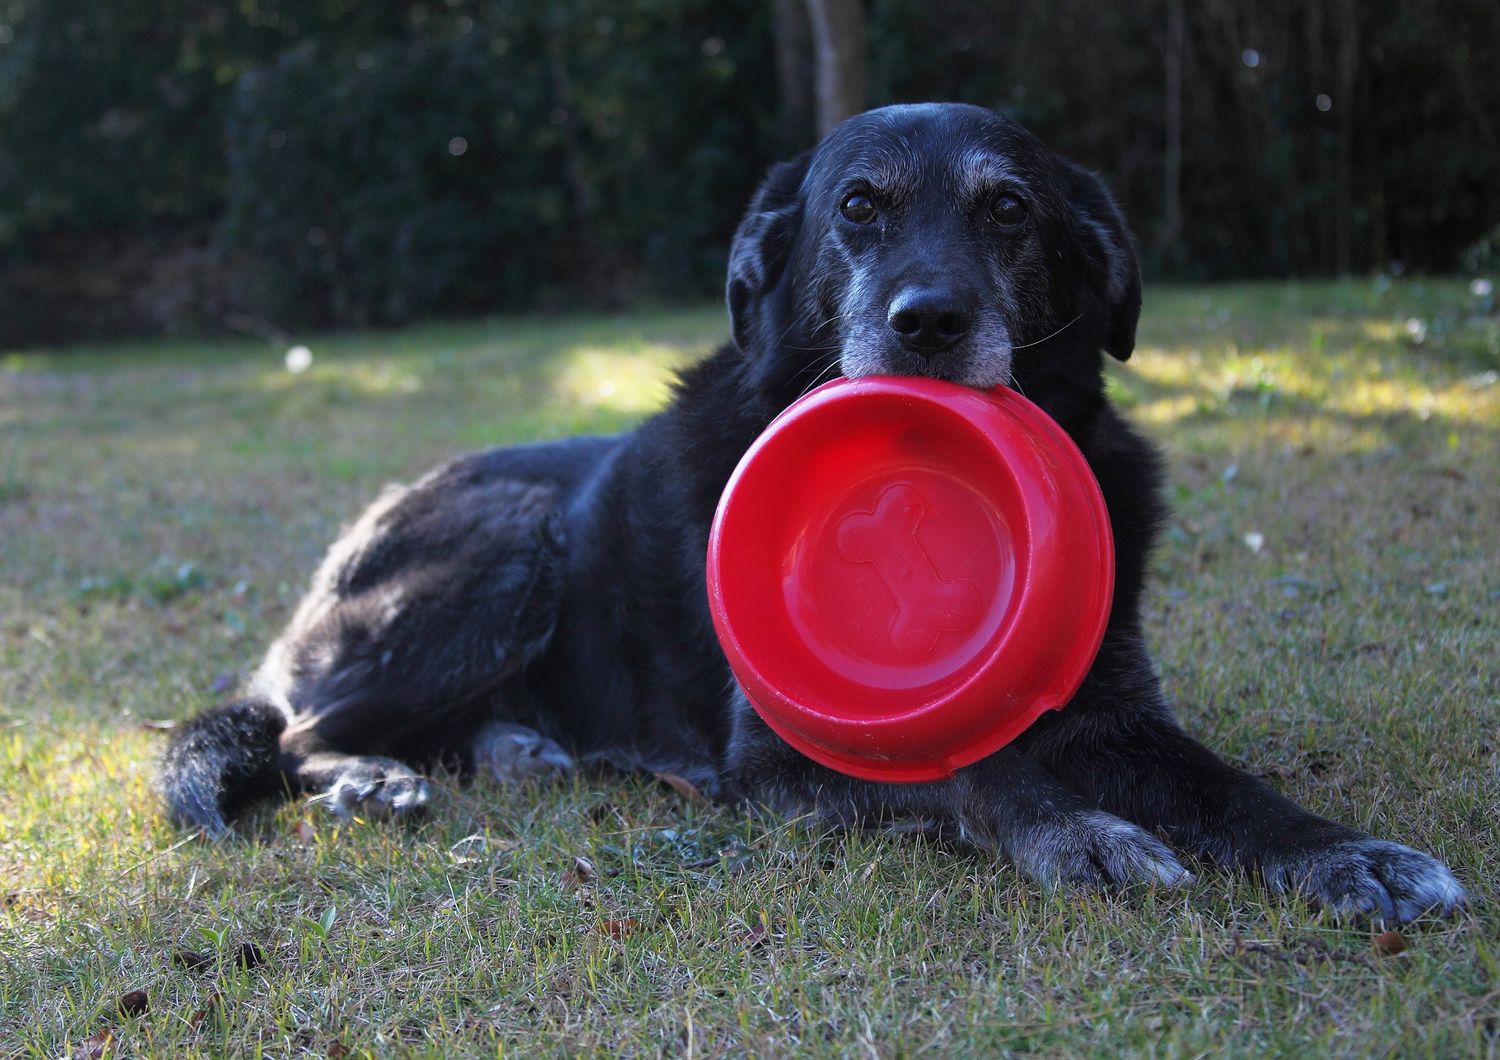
[725,691,1191,890]
[1022,630,1466,922]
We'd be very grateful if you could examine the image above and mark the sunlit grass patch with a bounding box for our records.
[551,340,700,414]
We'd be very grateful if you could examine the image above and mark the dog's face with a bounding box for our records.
[728,104,1141,413]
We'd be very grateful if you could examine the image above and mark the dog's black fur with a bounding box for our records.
[163,104,1464,923]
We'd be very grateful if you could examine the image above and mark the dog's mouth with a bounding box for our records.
[838,341,1014,392]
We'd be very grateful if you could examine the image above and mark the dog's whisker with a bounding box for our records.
[794,350,841,383]
[791,349,845,399]
[772,307,840,353]
[1011,313,1083,351]
[785,339,839,367]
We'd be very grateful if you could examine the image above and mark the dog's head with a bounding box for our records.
[728,103,1140,412]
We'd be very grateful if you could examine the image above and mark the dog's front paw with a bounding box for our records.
[1006,809,1194,891]
[1261,833,1466,924]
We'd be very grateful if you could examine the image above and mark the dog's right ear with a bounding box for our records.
[727,152,810,356]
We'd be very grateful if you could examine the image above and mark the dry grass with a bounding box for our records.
[1,282,1497,1056]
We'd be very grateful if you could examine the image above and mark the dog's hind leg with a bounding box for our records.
[164,459,568,832]
[263,470,567,821]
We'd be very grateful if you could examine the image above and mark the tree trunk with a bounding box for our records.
[772,0,815,151]
[546,27,609,302]
[1162,0,1185,270]
[805,0,866,137]
[1334,0,1358,274]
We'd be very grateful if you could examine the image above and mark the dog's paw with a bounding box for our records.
[472,722,574,784]
[319,758,431,820]
[1006,809,1194,891]
[1261,834,1466,924]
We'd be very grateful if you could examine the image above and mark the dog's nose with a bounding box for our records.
[887,287,972,355]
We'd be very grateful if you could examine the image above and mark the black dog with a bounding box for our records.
[163,103,1464,923]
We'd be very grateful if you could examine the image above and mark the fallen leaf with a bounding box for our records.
[73,1029,115,1059]
[171,949,211,972]
[291,819,316,846]
[595,918,642,939]
[588,800,623,824]
[184,989,227,1032]
[1373,930,1408,956]
[737,924,768,947]
[236,941,266,969]
[654,771,709,806]
[327,1041,350,1058]
[12,899,56,922]
[562,855,595,888]
[118,989,149,1017]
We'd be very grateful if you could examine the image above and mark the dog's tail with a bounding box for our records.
[159,700,287,837]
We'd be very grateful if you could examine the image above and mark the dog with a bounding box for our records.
[162,103,1464,924]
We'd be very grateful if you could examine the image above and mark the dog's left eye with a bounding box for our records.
[989,193,1028,230]
[840,193,878,225]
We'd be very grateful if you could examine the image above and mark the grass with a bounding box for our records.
[1,280,1497,1056]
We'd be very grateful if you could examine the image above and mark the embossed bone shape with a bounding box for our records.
[835,483,983,661]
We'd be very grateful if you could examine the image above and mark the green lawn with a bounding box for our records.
[1,282,1497,1056]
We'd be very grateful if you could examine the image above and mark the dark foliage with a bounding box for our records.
[220,3,777,326]
[0,0,1494,342]
[870,0,1500,279]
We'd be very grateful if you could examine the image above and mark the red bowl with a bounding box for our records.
[706,376,1114,782]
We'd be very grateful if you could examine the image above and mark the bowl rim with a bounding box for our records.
[707,375,1114,782]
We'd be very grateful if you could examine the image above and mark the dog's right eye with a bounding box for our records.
[840,193,878,225]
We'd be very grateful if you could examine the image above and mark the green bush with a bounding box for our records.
[2,0,1495,341]
[224,34,552,326]
[221,4,775,327]
[869,0,1500,279]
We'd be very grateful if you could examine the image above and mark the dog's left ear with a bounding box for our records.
[727,151,811,357]
[1059,160,1142,361]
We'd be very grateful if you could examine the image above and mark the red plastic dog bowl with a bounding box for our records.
[706,375,1114,782]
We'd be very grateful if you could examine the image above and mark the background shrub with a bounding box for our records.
[0,0,1494,343]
